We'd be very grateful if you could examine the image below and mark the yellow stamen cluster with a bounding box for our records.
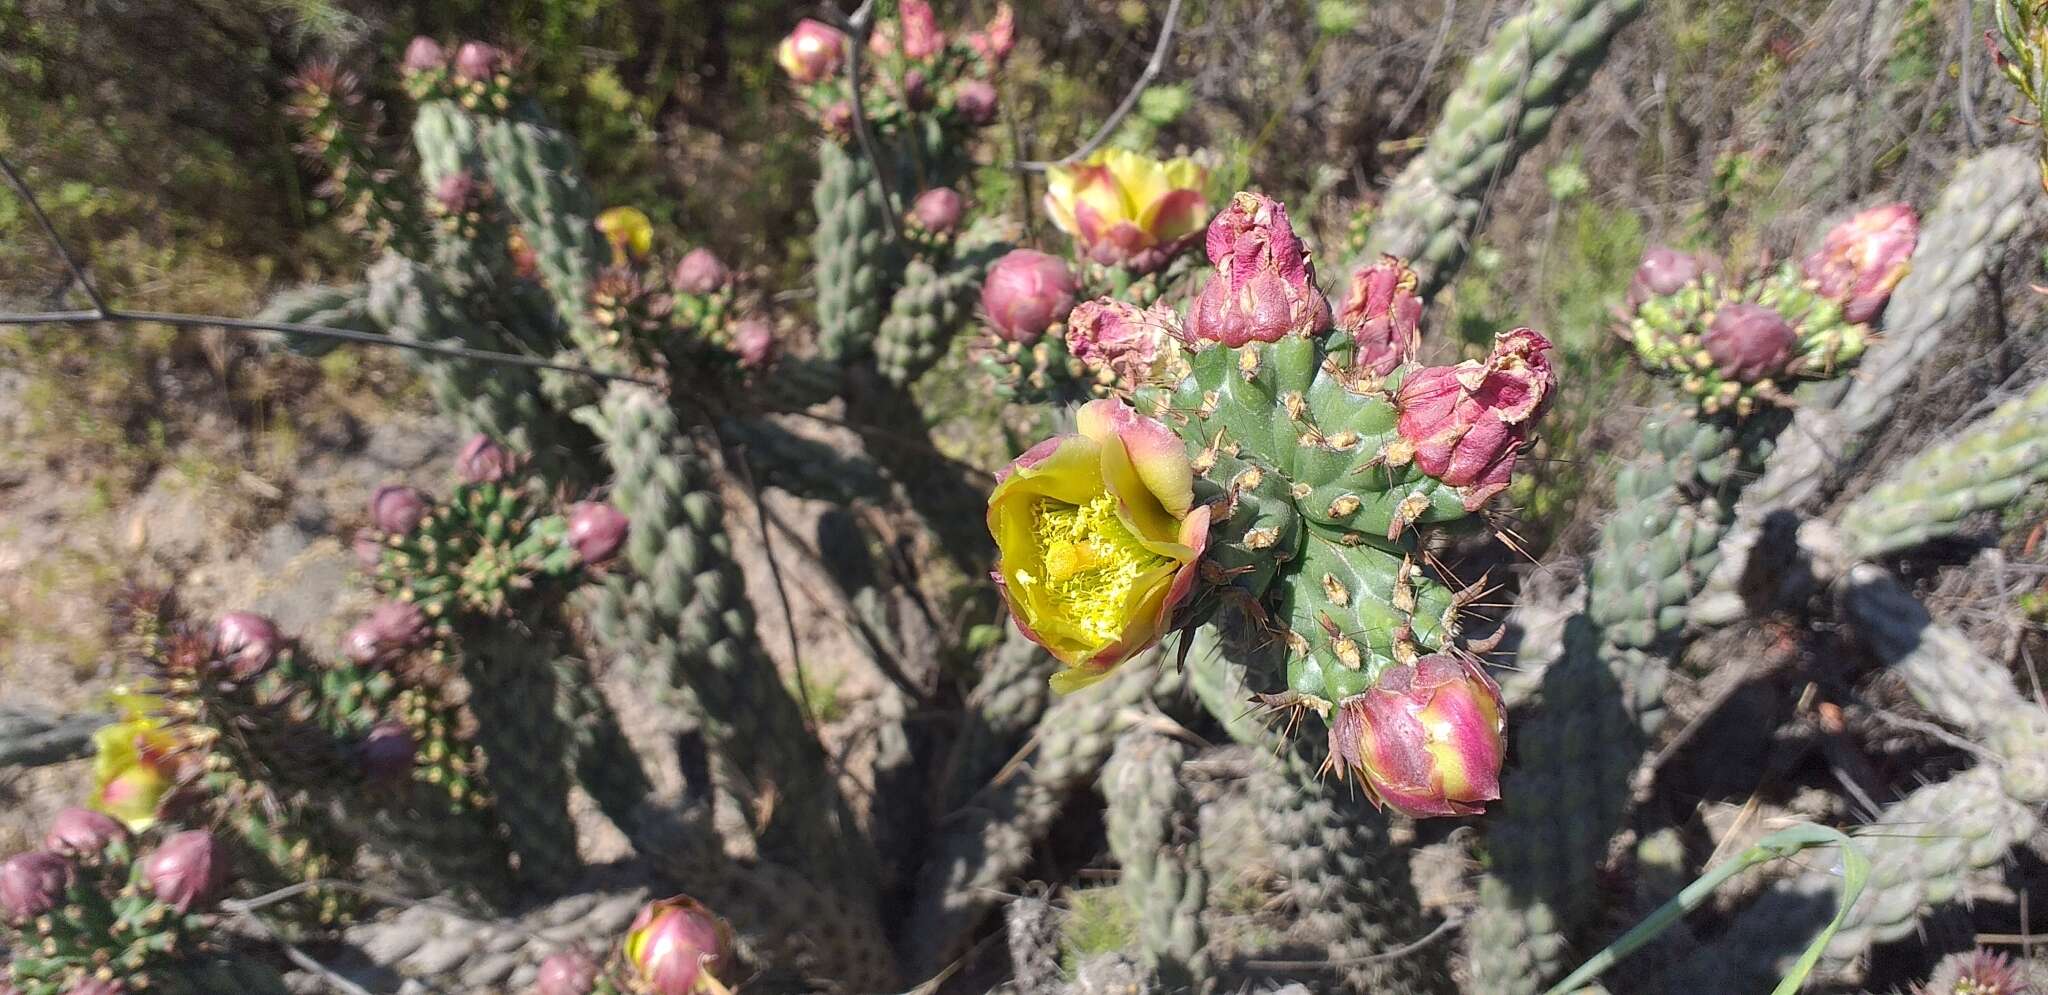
[1020,493,1165,643]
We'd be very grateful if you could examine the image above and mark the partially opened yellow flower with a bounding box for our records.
[1043,149,1210,275]
[989,398,1210,691]
[597,206,654,264]
[89,694,190,831]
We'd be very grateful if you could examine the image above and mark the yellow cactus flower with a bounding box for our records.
[1043,149,1210,274]
[89,693,189,831]
[988,398,1211,692]
[597,206,654,264]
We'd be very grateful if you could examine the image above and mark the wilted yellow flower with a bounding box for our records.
[597,206,654,264]
[988,398,1210,691]
[90,694,190,831]
[1043,149,1210,275]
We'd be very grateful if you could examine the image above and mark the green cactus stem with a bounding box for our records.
[1354,0,1648,295]
[1837,379,2048,560]
[449,618,583,892]
[1102,729,1213,992]
[875,232,1007,386]
[559,661,653,836]
[255,282,378,357]
[815,140,903,364]
[329,883,652,993]
[937,624,1056,814]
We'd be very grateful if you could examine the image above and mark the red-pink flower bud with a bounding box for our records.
[1802,202,1918,323]
[1338,255,1423,376]
[1328,654,1505,818]
[672,248,732,296]
[1,851,72,921]
[1394,327,1555,509]
[567,502,630,564]
[1185,192,1331,347]
[433,171,479,217]
[142,830,223,913]
[820,100,856,138]
[456,433,517,484]
[1625,246,1706,309]
[981,249,1078,343]
[43,807,127,857]
[1702,302,1797,383]
[909,187,966,234]
[624,896,735,995]
[403,37,447,74]
[343,600,428,666]
[1065,298,1179,386]
[900,0,945,59]
[901,69,934,111]
[213,611,282,681]
[369,484,428,534]
[953,80,1000,126]
[358,722,417,783]
[970,3,1016,64]
[777,19,847,84]
[730,319,779,369]
[535,950,600,995]
[452,41,505,82]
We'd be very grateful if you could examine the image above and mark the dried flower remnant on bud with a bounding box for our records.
[1338,255,1423,375]
[777,19,847,84]
[1702,303,1797,383]
[43,807,127,857]
[1625,246,1706,310]
[1065,298,1179,388]
[970,3,1017,64]
[625,896,736,995]
[672,248,732,296]
[370,484,429,535]
[1914,948,2034,995]
[900,0,945,60]
[213,612,282,681]
[1802,202,1919,323]
[142,830,223,913]
[536,950,601,995]
[456,433,518,484]
[1393,327,1555,509]
[0,851,72,921]
[731,320,778,369]
[982,249,1079,344]
[344,600,429,665]
[567,502,631,564]
[1186,191,1331,346]
[952,80,1000,126]
[1327,654,1506,817]
[910,187,966,234]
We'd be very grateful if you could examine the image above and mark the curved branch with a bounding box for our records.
[1016,0,1184,171]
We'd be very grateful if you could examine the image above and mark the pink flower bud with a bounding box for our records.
[43,807,127,857]
[453,41,505,82]
[433,171,480,216]
[1328,654,1505,817]
[213,612,283,681]
[142,830,223,913]
[777,19,847,84]
[909,187,965,234]
[1,851,72,921]
[672,248,732,296]
[1394,327,1555,509]
[900,0,945,60]
[1338,255,1423,376]
[343,601,429,666]
[358,722,417,783]
[970,4,1016,64]
[369,484,428,534]
[1702,302,1797,383]
[731,320,779,369]
[1065,298,1179,386]
[353,529,386,571]
[1186,192,1331,346]
[63,980,125,995]
[902,69,934,111]
[624,896,735,995]
[535,950,600,995]
[953,80,999,126]
[1802,202,1918,323]
[456,434,518,484]
[403,37,447,74]
[820,100,856,138]
[567,502,630,565]
[1625,247,1706,309]
[981,249,1078,343]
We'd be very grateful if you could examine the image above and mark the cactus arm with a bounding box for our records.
[328,884,651,994]
[936,624,1057,814]
[1356,0,1648,295]
[475,111,607,331]
[815,140,904,364]
[254,283,379,357]
[1837,379,2048,559]
[449,619,583,891]
[0,705,104,768]
[558,660,653,835]
[875,232,1007,386]
[1102,730,1213,992]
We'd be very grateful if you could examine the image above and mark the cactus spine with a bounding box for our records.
[1102,729,1212,992]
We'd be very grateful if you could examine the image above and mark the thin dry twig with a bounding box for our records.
[1016,0,1185,170]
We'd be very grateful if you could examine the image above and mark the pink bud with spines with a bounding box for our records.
[456,434,517,485]
[1626,246,1706,309]
[403,37,447,74]
[900,0,945,60]
[369,484,429,535]
[453,41,505,82]
[43,807,128,857]
[970,3,1016,65]
[1338,255,1424,376]
[820,101,857,139]
[1394,327,1555,510]
[1802,202,1919,323]
[1065,298,1179,386]
[910,187,966,234]
[624,896,735,995]
[672,249,732,296]
[1186,192,1331,347]
[731,320,778,369]
[777,19,847,84]
[343,600,429,666]
[1328,654,1506,818]
[213,612,283,681]
[1702,303,1797,383]
[142,830,223,913]
[567,502,630,565]
[1,851,72,921]
[953,80,999,126]
[358,722,417,783]
[981,250,1078,344]
[535,949,601,995]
